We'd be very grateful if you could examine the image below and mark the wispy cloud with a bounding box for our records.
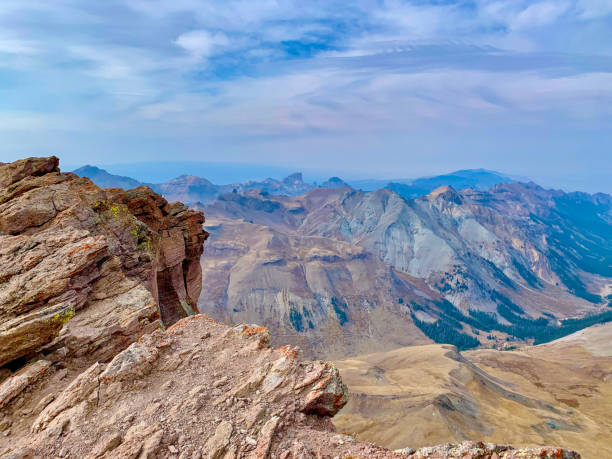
[0,38,40,56]
[174,30,230,63]
[509,2,571,30]
[0,0,610,191]
[578,0,612,19]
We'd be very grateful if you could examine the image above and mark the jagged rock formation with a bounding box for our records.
[75,165,362,206]
[0,314,580,458]
[73,167,318,206]
[0,156,207,369]
[240,172,314,197]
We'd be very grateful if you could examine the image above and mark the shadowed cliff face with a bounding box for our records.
[0,156,208,369]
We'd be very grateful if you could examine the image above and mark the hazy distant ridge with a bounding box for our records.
[73,165,515,203]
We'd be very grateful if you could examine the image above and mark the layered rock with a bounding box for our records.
[0,156,207,369]
[0,314,580,458]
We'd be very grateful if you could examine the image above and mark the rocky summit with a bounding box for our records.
[0,157,580,458]
[0,314,579,459]
[0,156,207,370]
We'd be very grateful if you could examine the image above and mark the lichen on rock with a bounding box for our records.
[0,156,208,370]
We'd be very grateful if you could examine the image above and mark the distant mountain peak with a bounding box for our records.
[386,169,514,199]
[321,176,350,189]
[73,165,103,174]
[429,184,455,195]
[73,165,143,190]
[282,172,304,185]
[166,174,214,185]
[427,185,463,203]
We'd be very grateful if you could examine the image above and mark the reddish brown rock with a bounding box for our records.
[0,315,581,458]
[0,156,206,375]
[299,361,348,416]
[0,360,50,408]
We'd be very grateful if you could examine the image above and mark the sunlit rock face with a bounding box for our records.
[0,156,207,368]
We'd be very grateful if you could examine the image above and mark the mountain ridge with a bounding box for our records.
[198,183,612,358]
[334,322,612,459]
[74,165,522,205]
[72,165,149,190]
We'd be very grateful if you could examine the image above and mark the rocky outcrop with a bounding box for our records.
[0,314,580,458]
[397,441,580,458]
[0,156,207,369]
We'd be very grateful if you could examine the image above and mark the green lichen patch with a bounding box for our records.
[49,304,75,327]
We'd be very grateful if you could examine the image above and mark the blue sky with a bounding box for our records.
[0,1,611,191]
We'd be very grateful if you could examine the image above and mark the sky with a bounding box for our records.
[0,1,611,192]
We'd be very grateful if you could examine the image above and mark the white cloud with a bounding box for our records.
[0,38,39,55]
[1,0,612,171]
[510,1,570,30]
[130,63,612,138]
[375,1,452,40]
[174,29,229,62]
[577,0,612,19]
[138,102,184,120]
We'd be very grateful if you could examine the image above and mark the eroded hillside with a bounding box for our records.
[333,323,612,459]
[198,185,611,358]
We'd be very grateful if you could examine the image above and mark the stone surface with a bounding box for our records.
[0,156,207,370]
[0,315,580,458]
[205,420,233,459]
[0,360,50,408]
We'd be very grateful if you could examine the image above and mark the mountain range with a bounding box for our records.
[73,164,612,360]
[73,165,513,205]
[385,169,514,198]
[197,183,611,359]
[1,157,607,458]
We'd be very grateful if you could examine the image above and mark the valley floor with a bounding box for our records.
[333,323,612,459]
